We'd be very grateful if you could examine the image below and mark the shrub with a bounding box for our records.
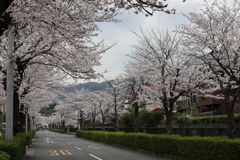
[50,129,66,133]
[120,108,164,127]
[176,136,240,160]
[76,130,240,160]
[177,117,190,124]
[0,137,25,160]
[60,129,66,133]
[177,114,240,124]
[16,130,35,146]
[0,151,11,160]
[49,129,60,132]
[0,130,36,160]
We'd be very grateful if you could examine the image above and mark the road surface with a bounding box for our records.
[25,130,171,160]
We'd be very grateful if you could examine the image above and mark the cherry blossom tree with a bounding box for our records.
[1,0,117,110]
[54,105,75,129]
[16,64,68,132]
[0,1,114,134]
[179,0,240,138]
[0,0,187,135]
[93,90,114,130]
[56,85,126,131]
[105,76,127,131]
[58,88,92,130]
[126,27,206,134]
[2,61,67,133]
[87,91,108,130]
[121,70,147,132]
[0,0,184,37]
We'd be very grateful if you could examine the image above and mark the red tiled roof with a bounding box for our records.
[152,108,165,113]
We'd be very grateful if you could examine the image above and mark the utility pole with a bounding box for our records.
[5,30,14,141]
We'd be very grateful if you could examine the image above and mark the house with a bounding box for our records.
[175,95,198,116]
[198,90,240,115]
[152,108,165,113]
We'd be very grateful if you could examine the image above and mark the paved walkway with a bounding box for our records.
[23,142,35,160]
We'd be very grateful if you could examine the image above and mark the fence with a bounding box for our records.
[68,123,240,137]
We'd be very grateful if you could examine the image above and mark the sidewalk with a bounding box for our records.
[23,140,35,160]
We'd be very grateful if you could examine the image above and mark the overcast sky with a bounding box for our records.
[78,0,216,83]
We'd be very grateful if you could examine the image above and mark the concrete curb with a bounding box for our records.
[23,140,35,160]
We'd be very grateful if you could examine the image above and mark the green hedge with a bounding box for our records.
[0,130,36,160]
[0,151,11,160]
[49,129,66,133]
[17,130,36,146]
[177,114,240,124]
[76,130,240,160]
[0,136,26,160]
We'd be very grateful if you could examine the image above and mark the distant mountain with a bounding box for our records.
[64,82,108,93]
[46,82,109,112]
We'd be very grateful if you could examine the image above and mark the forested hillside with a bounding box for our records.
[64,82,108,93]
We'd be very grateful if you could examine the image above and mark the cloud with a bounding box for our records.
[79,0,225,83]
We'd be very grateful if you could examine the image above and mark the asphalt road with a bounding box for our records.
[24,130,171,160]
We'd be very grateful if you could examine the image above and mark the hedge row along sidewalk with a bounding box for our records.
[76,130,240,160]
[177,114,240,124]
[0,130,36,160]
[49,129,66,133]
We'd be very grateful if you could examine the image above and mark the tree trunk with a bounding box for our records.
[165,109,173,134]
[114,106,118,132]
[19,103,26,133]
[61,120,65,129]
[134,103,139,133]
[13,89,21,135]
[226,106,236,139]
[223,87,237,139]
[28,115,30,132]
[80,120,83,130]
[102,116,105,131]
[18,112,25,133]
[92,114,95,131]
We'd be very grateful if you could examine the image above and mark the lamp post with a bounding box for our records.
[25,107,28,133]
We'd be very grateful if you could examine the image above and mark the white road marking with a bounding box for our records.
[43,137,55,143]
[43,137,50,143]
[88,145,101,149]
[74,146,82,150]
[68,143,71,145]
[89,154,102,160]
